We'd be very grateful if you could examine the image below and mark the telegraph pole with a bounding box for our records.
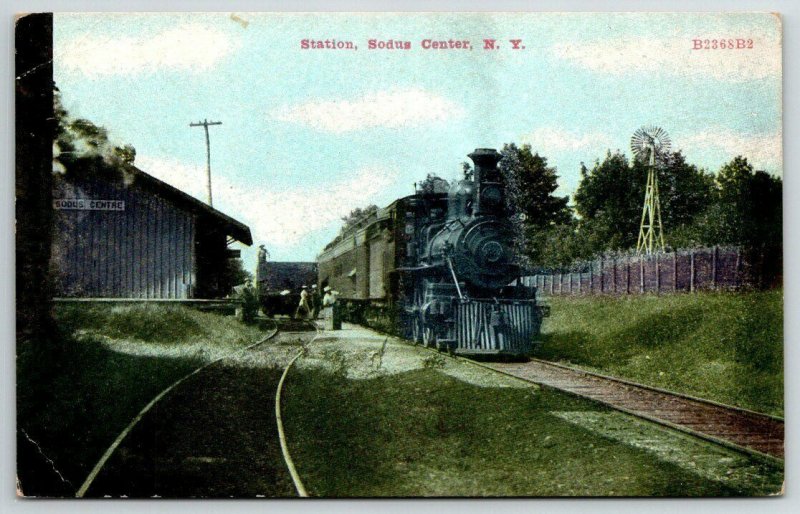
[189,119,222,206]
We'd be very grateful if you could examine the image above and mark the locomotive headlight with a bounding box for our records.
[480,185,503,209]
[481,241,504,263]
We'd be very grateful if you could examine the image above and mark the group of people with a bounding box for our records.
[294,284,337,320]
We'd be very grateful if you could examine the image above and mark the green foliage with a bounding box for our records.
[285,367,780,496]
[657,152,715,230]
[505,148,713,268]
[500,143,571,227]
[571,150,714,259]
[225,258,253,288]
[498,143,572,266]
[660,156,782,285]
[417,173,450,194]
[340,204,379,232]
[539,290,783,417]
[17,304,272,495]
[530,222,594,268]
[709,157,782,247]
[421,353,447,369]
[54,90,138,171]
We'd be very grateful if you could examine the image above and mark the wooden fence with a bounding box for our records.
[524,247,744,296]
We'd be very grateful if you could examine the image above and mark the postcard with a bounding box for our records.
[15,11,783,498]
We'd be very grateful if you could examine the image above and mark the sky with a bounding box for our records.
[52,12,782,270]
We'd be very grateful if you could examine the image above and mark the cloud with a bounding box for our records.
[56,24,238,76]
[552,35,780,82]
[678,128,782,172]
[271,88,464,133]
[135,156,399,249]
[521,127,613,152]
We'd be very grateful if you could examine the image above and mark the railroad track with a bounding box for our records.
[275,319,321,497]
[75,320,280,497]
[484,358,784,461]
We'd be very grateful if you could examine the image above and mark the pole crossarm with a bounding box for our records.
[190,119,222,207]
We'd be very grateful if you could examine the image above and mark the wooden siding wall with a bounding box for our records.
[51,176,196,298]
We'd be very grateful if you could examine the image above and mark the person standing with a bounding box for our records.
[294,285,311,319]
[311,285,321,319]
[322,286,336,308]
[322,286,341,329]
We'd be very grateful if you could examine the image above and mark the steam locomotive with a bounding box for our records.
[317,148,548,356]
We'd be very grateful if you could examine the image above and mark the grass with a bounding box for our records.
[537,290,783,417]
[16,304,272,497]
[283,364,782,497]
[17,303,784,497]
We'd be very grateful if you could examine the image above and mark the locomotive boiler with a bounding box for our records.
[317,148,548,356]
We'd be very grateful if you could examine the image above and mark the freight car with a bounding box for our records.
[317,148,548,356]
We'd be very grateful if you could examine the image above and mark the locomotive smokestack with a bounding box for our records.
[468,148,502,183]
[468,148,503,216]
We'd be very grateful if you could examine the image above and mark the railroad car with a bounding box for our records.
[317,148,548,356]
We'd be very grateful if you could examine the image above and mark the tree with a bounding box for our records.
[54,96,137,172]
[417,173,450,194]
[340,204,378,232]
[496,143,572,266]
[224,257,253,288]
[500,143,571,228]
[573,151,643,254]
[695,157,782,286]
[573,150,714,255]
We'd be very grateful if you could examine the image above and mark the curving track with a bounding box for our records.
[274,319,321,497]
[485,358,784,461]
[75,318,320,498]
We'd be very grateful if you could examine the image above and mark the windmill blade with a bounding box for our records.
[631,125,671,160]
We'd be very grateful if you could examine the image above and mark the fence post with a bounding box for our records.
[734,247,741,289]
[640,258,645,293]
[712,245,718,290]
[655,254,661,294]
[589,263,593,294]
[578,271,582,294]
[690,250,695,293]
[626,258,631,295]
[599,257,604,293]
[612,259,617,294]
[673,252,678,292]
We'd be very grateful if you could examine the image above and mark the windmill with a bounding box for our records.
[631,126,671,255]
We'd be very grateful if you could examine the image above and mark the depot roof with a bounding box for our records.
[126,164,252,246]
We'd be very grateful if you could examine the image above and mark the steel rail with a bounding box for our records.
[75,321,280,498]
[408,338,782,465]
[274,319,321,498]
[527,357,784,422]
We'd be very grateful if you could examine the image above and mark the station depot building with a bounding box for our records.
[50,164,252,299]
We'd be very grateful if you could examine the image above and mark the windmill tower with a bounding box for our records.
[631,126,671,255]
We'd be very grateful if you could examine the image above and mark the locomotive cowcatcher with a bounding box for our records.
[317,148,548,356]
